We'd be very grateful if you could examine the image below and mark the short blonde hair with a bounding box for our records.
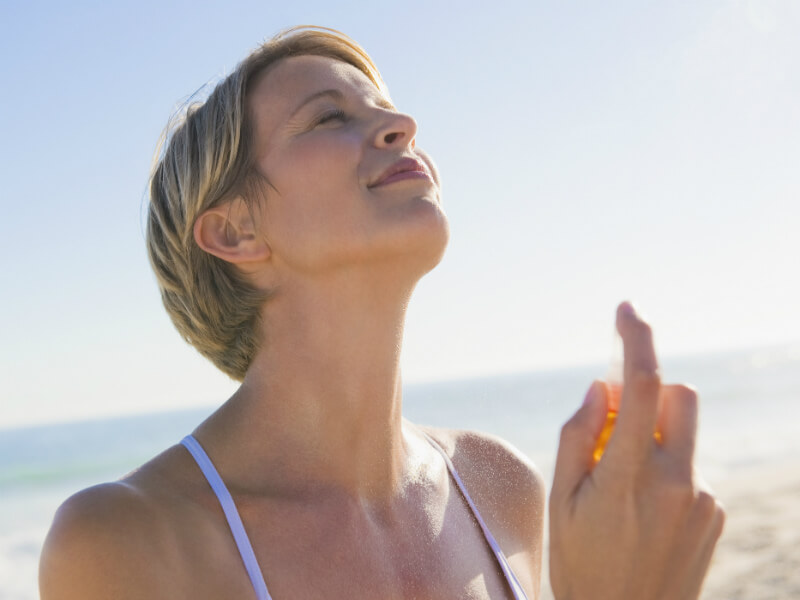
[147,26,388,380]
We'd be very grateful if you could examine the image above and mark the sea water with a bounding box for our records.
[2,345,798,599]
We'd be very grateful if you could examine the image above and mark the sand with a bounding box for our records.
[698,458,800,599]
[537,457,800,599]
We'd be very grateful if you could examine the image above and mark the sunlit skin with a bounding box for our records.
[246,56,448,278]
[39,55,723,600]
[38,55,546,599]
[550,304,725,600]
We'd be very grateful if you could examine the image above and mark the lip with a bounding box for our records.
[369,157,433,188]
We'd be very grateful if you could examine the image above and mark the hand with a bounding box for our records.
[548,302,725,600]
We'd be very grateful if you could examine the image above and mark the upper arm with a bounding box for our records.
[39,483,178,600]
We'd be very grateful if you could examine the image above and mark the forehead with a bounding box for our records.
[248,55,385,139]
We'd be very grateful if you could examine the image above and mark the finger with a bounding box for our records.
[680,497,726,600]
[617,302,659,375]
[656,384,698,466]
[551,381,608,502]
[611,302,661,460]
[689,491,726,584]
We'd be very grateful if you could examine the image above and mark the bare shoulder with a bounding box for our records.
[418,425,546,535]
[418,425,546,511]
[40,453,186,599]
[417,425,546,596]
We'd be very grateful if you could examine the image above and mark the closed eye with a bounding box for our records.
[314,109,347,127]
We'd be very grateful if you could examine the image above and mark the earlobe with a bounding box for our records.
[193,200,270,264]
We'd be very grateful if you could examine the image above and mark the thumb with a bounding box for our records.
[551,381,609,502]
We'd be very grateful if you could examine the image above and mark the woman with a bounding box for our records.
[39,27,724,599]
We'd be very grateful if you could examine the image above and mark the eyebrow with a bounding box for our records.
[290,89,344,117]
[289,88,395,118]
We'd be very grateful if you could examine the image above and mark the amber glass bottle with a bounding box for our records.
[593,335,661,463]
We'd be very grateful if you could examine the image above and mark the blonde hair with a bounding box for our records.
[147,26,388,380]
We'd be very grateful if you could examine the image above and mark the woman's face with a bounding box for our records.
[248,54,449,278]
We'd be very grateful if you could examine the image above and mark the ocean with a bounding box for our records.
[2,345,799,599]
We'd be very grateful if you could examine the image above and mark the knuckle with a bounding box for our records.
[630,317,653,340]
[558,417,601,459]
[559,418,577,437]
[660,480,696,511]
[638,319,653,337]
[628,369,661,393]
[559,418,587,445]
[713,502,727,537]
[694,489,718,520]
[674,383,699,403]
[558,420,577,445]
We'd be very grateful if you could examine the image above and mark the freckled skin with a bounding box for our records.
[39,55,544,600]
[40,426,546,599]
[39,53,723,600]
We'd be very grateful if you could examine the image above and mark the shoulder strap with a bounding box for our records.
[181,435,272,600]
[421,432,529,600]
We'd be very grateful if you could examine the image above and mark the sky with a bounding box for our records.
[1,0,798,428]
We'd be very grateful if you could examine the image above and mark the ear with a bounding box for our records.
[193,199,270,264]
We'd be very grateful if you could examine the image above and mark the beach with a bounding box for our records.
[698,458,800,600]
[2,346,798,599]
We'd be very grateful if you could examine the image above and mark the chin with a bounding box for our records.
[423,209,450,272]
[361,189,449,280]
[401,195,450,274]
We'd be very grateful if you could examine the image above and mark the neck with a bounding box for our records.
[195,267,419,504]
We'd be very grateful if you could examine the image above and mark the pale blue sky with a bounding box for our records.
[2,0,798,428]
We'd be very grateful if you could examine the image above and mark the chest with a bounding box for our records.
[177,488,524,599]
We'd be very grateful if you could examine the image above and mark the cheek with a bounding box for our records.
[281,132,363,188]
[259,133,368,267]
[263,198,363,271]
[270,134,365,227]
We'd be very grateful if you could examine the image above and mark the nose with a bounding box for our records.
[373,110,417,149]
